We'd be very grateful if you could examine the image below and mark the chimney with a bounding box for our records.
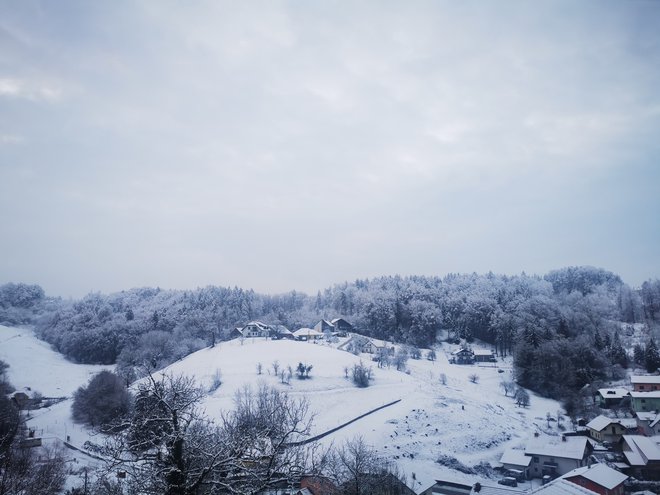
[561,435,566,442]
[534,432,539,437]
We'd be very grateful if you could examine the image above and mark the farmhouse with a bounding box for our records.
[596,388,629,409]
[531,478,602,495]
[635,411,660,436]
[313,319,334,334]
[620,435,660,479]
[631,375,660,392]
[270,325,294,340]
[231,321,272,338]
[362,338,389,354]
[293,328,324,341]
[451,348,474,364]
[561,464,627,495]
[630,391,660,413]
[330,318,353,335]
[586,415,636,444]
[524,435,593,478]
[499,448,532,479]
[473,349,496,363]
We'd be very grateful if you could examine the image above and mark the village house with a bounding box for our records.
[620,435,660,480]
[586,415,636,444]
[499,448,532,479]
[630,391,660,413]
[451,348,475,364]
[419,479,473,495]
[293,328,324,341]
[313,319,334,334]
[530,478,601,495]
[561,463,627,495]
[362,338,389,354]
[231,321,273,339]
[330,318,353,336]
[269,325,294,340]
[635,411,660,436]
[473,349,496,363]
[524,435,593,478]
[596,388,630,409]
[631,375,660,392]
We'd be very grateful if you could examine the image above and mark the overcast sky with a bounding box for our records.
[1,1,659,298]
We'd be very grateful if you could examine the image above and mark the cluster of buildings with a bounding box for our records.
[230,318,354,342]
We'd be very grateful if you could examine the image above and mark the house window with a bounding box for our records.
[533,457,539,463]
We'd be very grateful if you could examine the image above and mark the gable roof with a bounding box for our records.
[631,375,660,384]
[636,411,660,427]
[621,435,660,466]
[473,349,494,356]
[293,328,324,337]
[525,436,590,461]
[597,388,629,399]
[500,448,532,467]
[530,479,599,495]
[630,390,660,399]
[561,463,627,490]
[586,415,635,432]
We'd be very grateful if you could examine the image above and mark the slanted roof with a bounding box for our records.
[331,318,351,325]
[500,448,532,467]
[631,375,660,384]
[525,436,590,461]
[271,324,292,335]
[470,483,521,495]
[530,479,599,495]
[621,435,660,466]
[561,463,627,490]
[636,411,660,427]
[473,349,494,356]
[586,415,615,431]
[452,348,473,355]
[293,328,324,337]
[630,391,660,402]
[597,388,629,399]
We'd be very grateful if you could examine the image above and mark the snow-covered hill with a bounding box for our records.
[159,336,563,492]
[0,325,566,492]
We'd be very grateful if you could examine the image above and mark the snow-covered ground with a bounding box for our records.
[1,325,566,493]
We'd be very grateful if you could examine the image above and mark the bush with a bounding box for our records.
[352,361,372,387]
[72,371,131,428]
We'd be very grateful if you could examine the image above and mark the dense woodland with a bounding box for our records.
[2,267,660,405]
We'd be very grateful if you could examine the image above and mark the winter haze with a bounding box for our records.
[1,0,659,297]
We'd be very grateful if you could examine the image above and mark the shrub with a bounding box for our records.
[72,371,131,428]
[352,361,372,387]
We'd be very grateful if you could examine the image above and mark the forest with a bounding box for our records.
[1,266,660,406]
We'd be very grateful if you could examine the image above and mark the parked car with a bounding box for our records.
[498,477,517,487]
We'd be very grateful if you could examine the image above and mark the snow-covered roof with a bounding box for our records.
[585,415,635,432]
[293,328,324,337]
[500,448,532,467]
[631,375,660,384]
[473,349,494,356]
[597,388,629,399]
[630,391,660,399]
[331,318,350,325]
[470,484,521,495]
[525,436,590,461]
[561,463,627,490]
[452,348,473,355]
[621,435,660,466]
[530,479,599,495]
[636,411,660,427]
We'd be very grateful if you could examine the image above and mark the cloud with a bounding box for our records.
[0,77,62,101]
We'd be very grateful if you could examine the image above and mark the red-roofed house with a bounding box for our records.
[561,464,627,495]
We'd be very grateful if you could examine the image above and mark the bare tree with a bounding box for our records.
[327,437,409,495]
[100,373,316,495]
[468,373,479,384]
[500,380,516,397]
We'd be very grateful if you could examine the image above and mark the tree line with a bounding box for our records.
[2,266,660,403]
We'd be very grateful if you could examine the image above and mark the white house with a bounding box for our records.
[293,328,324,341]
[524,436,593,478]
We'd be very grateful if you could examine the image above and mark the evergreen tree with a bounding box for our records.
[609,331,628,368]
[645,338,660,373]
[633,343,645,366]
[593,329,603,350]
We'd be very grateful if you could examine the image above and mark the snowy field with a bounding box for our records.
[0,324,566,493]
